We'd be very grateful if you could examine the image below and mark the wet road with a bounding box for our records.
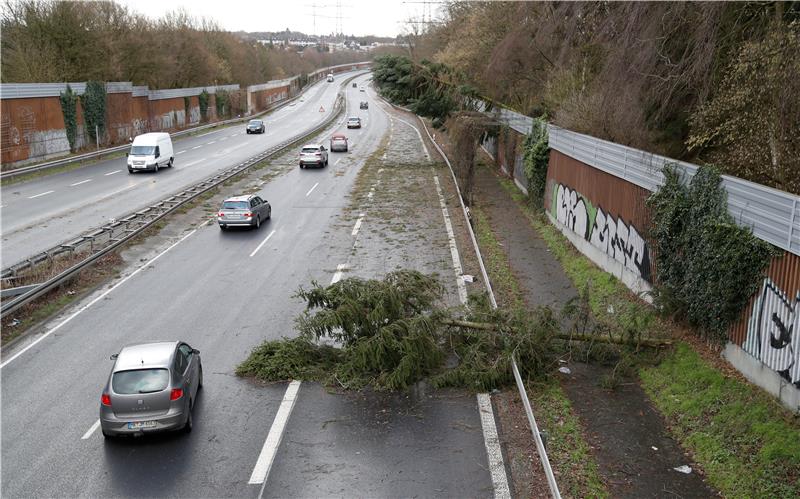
[0,76,503,498]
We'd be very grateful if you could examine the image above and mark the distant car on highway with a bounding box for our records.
[347,117,362,129]
[330,133,348,152]
[359,87,365,92]
[299,144,329,168]
[217,194,271,230]
[99,341,202,438]
[246,119,265,134]
[327,73,334,82]
[360,101,369,109]
[352,82,357,88]
[127,133,173,173]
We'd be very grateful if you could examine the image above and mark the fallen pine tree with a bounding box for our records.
[237,270,669,391]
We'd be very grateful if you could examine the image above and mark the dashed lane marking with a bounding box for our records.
[249,229,276,258]
[105,170,121,176]
[28,190,54,199]
[69,179,92,187]
[81,419,100,440]
[305,182,319,197]
[351,213,365,236]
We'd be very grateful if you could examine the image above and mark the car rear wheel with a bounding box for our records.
[198,366,203,389]
[300,163,305,169]
[255,215,261,229]
[267,208,272,220]
[168,157,174,167]
[220,225,227,231]
[102,429,114,439]
[183,406,193,433]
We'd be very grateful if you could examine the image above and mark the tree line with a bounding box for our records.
[0,0,382,89]
[399,1,799,194]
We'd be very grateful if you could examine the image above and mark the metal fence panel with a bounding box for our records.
[546,124,800,257]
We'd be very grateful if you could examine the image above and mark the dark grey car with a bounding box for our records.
[217,194,271,230]
[99,341,202,438]
[246,119,265,134]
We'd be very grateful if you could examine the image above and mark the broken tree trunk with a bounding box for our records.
[440,318,673,347]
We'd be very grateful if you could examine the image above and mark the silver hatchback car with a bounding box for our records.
[217,194,272,230]
[99,341,202,438]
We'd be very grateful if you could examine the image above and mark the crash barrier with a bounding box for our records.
[0,72,367,319]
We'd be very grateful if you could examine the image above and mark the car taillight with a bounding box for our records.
[101,393,111,406]
[170,388,183,401]
[218,212,225,217]
[243,212,252,217]
[315,152,321,156]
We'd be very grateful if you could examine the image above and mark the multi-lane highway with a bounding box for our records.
[0,74,355,267]
[1,74,503,497]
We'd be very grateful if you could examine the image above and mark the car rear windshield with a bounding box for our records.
[222,201,249,210]
[248,120,262,125]
[130,146,155,155]
[113,369,169,394]
[332,137,346,142]
[301,147,319,153]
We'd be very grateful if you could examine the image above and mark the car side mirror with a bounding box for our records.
[193,349,200,355]
[110,353,118,360]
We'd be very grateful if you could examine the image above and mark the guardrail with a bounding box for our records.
[0,72,366,319]
[414,110,562,499]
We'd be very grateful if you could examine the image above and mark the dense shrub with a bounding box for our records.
[59,84,78,152]
[82,80,106,144]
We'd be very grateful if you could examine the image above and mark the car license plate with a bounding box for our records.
[128,421,157,429]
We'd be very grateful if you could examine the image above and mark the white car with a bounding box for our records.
[127,133,173,173]
[299,144,329,168]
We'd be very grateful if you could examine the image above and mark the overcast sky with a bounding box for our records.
[115,0,440,38]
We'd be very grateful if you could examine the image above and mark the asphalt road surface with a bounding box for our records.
[0,72,362,267]
[1,75,500,498]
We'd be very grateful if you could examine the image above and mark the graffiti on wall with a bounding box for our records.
[553,183,652,282]
[743,279,800,387]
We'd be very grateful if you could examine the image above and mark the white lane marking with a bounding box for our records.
[207,141,216,145]
[106,184,137,197]
[305,182,319,197]
[335,158,341,165]
[433,176,468,304]
[176,150,187,155]
[192,145,202,150]
[28,190,54,199]
[182,159,203,168]
[105,170,121,176]
[477,393,512,499]
[249,229,276,258]
[219,137,228,141]
[351,213,365,237]
[69,179,92,187]
[331,263,348,284]
[249,380,301,485]
[81,419,101,440]
[0,223,206,369]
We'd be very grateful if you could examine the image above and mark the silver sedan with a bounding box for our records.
[217,194,272,230]
[99,341,202,438]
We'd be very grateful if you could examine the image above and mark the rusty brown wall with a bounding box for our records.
[0,96,66,163]
[251,86,290,113]
[544,149,656,283]
[131,96,149,136]
[148,97,186,131]
[106,92,132,144]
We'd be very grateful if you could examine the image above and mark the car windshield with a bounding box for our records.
[112,368,169,394]
[332,137,346,142]
[248,120,262,126]
[130,145,155,155]
[302,147,319,153]
[222,201,249,210]
[348,118,359,122]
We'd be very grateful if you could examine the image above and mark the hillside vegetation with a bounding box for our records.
[0,0,375,89]
[403,1,799,193]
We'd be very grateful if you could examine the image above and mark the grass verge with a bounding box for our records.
[640,342,800,498]
[492,165,800,498]
[471,202,608,497]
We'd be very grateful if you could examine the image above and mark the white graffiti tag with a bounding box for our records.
[589,207,651,281]
[556,184,589,239]
[744,279,800,387]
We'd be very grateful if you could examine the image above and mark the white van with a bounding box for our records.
[127,132,173,173]
[326,73,334,82]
